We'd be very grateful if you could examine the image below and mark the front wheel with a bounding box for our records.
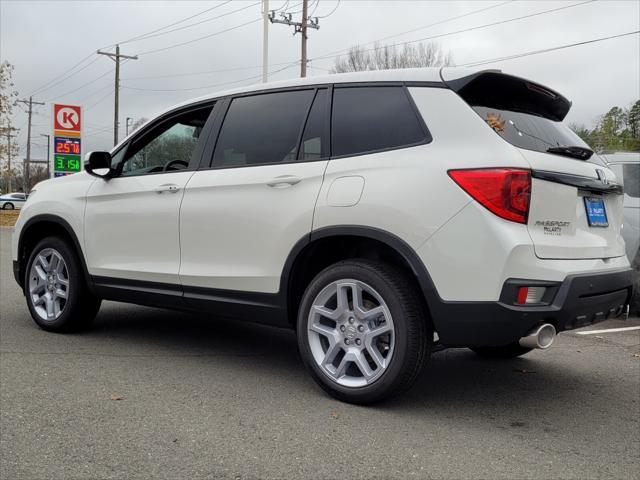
[25,236,101,332]
[297,259,431,404]
[2,202,14,210]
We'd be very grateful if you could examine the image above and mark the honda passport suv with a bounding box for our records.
[12,68,633,404]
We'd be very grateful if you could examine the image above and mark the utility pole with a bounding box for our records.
[269,0,319,78]
[97,44,138,146]
[301,0,308,78]
[262,0,269,82]
[17,96,45,191]
[40,134,51,178]
[4,124,17,192]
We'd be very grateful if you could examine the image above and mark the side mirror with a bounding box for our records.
[84,151,113,178]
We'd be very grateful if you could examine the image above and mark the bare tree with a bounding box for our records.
[130,117,148,133]
[331,42,453,73]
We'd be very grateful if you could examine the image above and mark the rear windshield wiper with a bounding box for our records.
[546,145,594,160]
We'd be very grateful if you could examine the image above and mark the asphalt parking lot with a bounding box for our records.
[1,227,639,480]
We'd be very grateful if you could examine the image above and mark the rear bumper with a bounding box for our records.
[430,268,634,347]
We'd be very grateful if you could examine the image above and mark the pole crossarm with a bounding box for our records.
[268,0,319,78]
[16,97,45,191]
[97,45,138,146]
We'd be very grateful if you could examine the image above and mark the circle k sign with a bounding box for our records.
[54,104,82,132]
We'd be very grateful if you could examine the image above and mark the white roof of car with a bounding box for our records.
[180,66,490,108]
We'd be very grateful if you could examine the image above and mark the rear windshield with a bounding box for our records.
[453,72,603,165]
[472,106,590,153]
[472,106,604,166]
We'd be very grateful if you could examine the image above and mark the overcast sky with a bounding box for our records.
[1,0,639,160]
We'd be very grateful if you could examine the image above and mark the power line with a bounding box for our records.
[122,61,299,92]
[120,1,259,45]
[77,83,116,104]
[310,0,596,62]
[45,67,115,102]
[28,57,101,97]
[116,1,233,45]
[27,52,95,96]
[316,0,340,19]
[308,0,513,61]
[461,30,640,67]
[309,0,320,18]
[136,18,262,56]
[85,88,115,111]
[28,2,240,99]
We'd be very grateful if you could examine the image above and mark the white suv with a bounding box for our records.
[12,68,633,404]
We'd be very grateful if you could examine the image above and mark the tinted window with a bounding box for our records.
[331,86,426,157]
[471,106,606,166]
[213,90,315,167]
[623,163,640,198]
[119,106,213,176]
[299,89,328,161]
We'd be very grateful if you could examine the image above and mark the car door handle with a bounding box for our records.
[155,184,180,194]
[267,175,302,188]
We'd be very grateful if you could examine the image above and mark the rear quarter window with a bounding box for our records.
[331,86,428,157]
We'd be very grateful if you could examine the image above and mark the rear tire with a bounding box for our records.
[470,343,533,359]
[2,202,14,210]
[24,236,101,332]
[297,259,431,404]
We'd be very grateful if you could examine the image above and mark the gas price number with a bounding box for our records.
[55,137,81,155]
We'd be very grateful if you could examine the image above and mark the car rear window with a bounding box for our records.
[472,106,593,155]
[331,86,428,157]
[453,72,604,166]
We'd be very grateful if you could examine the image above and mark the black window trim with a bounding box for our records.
[197,81,437,171]
[296,87,331,162]
[108,99,218,179]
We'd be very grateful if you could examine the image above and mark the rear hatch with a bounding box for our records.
[442,69,626,260]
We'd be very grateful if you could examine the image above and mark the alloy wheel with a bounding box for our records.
[307,279,395,388]
[28,248,70,321]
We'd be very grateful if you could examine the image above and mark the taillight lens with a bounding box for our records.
[448,168,531,224]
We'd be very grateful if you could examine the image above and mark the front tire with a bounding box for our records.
[297,259,431,404]
[24,236,101,332]
[2,202,14,210]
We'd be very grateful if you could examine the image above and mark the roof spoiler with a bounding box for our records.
[439,68,572,122]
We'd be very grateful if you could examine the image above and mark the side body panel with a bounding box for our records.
[179,161,328,293]
[84,171,195,284]
[314,86,529,251]
[11,174,96,263]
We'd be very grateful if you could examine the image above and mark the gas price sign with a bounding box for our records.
[52,104,82,176]
[55,137,81,155]
[54,154,81,172]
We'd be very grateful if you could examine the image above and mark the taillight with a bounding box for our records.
[448,168,531,224]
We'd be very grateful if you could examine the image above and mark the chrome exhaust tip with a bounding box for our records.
[519,323,556,349]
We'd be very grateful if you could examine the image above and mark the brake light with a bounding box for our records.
[448,168,531,224]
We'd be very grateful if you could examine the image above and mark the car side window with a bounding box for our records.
[212,89,315,167]
[118,105,213,177]
[331,86,427,157]
[298,89,328,161]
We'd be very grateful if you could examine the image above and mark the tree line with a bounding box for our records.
[570,101,640,153]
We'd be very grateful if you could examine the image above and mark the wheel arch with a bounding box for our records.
[16,214,92,292]
[281,226,440,328]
